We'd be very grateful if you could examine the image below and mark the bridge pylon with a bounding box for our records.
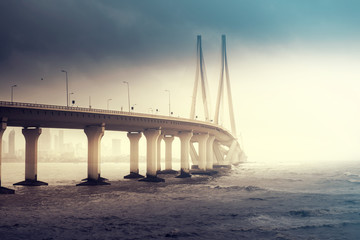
[190,35,212,122]
[214,35,236,135]
[189,35,246,168]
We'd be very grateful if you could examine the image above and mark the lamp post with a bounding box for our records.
[11,85,17,103]
[107,98,112,110]
[165,89,171,116]
[123,81,130,112]
[61,70,69,107]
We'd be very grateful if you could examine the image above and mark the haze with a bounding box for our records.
[1,0,360,163]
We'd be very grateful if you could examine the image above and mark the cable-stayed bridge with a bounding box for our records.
[0,35,246,194]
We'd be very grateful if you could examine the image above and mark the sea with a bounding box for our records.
[0,159,360,240]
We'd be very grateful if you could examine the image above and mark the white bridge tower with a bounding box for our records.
[190,35,245,167]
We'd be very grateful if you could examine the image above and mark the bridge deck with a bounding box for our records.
[0,101,235,145]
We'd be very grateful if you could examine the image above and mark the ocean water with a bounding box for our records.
[0,160,360,240]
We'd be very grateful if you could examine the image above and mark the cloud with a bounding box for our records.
[1,1,360,64]
[1,0,360,87]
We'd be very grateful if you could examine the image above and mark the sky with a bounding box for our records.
[1,0,360,163]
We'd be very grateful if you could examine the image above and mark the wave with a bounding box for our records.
[288,209,330,218]
[344,172,360,178]
[248,197,266,201]
[212,185,266,192]
[347,179,360,183]
[249,213,355,232]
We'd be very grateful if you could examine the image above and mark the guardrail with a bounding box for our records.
[0,100,181,118]
[0,101,218,125]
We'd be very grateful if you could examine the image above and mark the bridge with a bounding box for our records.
[0,35,246,194]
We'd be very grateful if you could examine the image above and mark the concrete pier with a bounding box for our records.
[159,135,177,174]
[213,141,224,164]
[77,124,109,186]
[140,129,164,182]
[191,134,218,175]
[0,120,15,194]
[197,133,209,171]
[190,142,199,166]
[206,135,216,170]
[124,132,143,179]
[156,134,163,173]
[224,140,238,163]
[176,131,193,178]
[14,127,48,186]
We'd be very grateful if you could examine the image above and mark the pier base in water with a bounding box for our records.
[139,174,165,182]
[76,177,110,186]
[14,179,48,186]
[124,172,144,179]
[0,186,15,194]
[176,169,192,178]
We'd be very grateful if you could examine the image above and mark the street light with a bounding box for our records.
[123,81,130,112]
[107,98,112,110]
[165,89,171,116]
[11,85,17,103]
[61,70,69,107]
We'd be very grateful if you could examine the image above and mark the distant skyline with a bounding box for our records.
[1,1,360,163]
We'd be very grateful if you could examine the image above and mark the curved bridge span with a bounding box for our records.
[0,101,235,144]
[0,101,244,189]
[0,35,246,193]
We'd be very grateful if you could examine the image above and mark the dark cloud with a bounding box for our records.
[0,1,139,62]
[1,0,360,79]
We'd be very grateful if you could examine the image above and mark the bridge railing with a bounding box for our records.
[0,100,170,117]
[0,100,215,125]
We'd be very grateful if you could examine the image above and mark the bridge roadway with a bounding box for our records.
[0,101,243,192]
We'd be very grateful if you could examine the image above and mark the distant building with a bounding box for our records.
[112,139,121,156]
[59,130,64,150]
[54,135,59,152]
[39,128,51,151]
[8,129,15,157]
[75,143,86,157]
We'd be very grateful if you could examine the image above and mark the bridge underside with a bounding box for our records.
[0,103,246,192]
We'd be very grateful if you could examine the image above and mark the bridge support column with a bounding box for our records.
[176,131,193,178]
[213,141,224,165]
[159,135,177,174]
[0,120,15,194]
[224,140,238,163]
[77,124,109,186]
[206,135,216,171]
[140,129,164,182]
[190,142,199,166]
[156,134,163,173]
[14,127,48,186]
[124,132,143,179]
[197,133,209,171]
